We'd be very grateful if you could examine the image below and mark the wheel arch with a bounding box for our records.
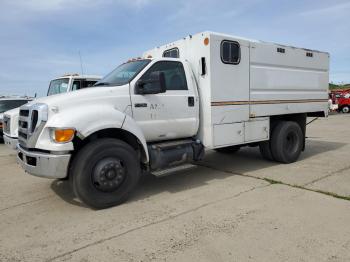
[270,113,307,150]
[71,127,149,175]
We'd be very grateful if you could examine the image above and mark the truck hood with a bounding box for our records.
[26,85,131,113]
[3,107,20,118]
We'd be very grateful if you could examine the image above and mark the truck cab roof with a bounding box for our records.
[0,96,33,101]
[55,74,102,80]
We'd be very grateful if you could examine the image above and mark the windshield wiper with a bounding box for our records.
[94,82,111,87]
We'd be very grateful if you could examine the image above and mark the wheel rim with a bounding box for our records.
[284,131,299,155]
[92,157,126,192]
[343,107,349,113]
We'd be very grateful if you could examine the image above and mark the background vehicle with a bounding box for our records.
[0,96,32,141]
[2,74,101,149]
[328,93,339,112]
[15,32,329,209]
[332,90,350,113]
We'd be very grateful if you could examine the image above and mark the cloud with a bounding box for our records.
[0,0,349,96]
[299,1,350,17]
[2,0,155,12]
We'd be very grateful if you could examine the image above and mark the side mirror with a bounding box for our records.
[135,71,166,95]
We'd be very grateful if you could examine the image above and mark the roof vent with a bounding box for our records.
[277,47,285,54]
[306,52,313,57]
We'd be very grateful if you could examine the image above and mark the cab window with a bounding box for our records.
[71,80,81,91]
[0,100,29,113]
[139,61,187,91]
[72,80,98,91]
[47,78,69,96]
[82,80,98,88]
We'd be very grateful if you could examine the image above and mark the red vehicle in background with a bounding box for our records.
[331,89,350,113]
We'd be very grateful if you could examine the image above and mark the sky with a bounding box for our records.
[0,0,349,97]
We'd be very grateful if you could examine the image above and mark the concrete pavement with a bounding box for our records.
[0,114,349,261]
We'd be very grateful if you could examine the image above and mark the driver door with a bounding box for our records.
[130,60,199,142]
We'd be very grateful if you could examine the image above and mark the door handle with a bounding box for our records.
[134,103,148,108]
[188,97,195,107]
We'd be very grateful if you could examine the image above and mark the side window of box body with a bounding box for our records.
[163,48,180,58]
[220,40,241,65]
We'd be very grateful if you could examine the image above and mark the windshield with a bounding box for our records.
[47,78,70,96]
[0,100,29,113]
[95,59,150,87]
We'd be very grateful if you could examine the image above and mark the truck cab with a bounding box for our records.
[15,32,329,209]
[2,74,101,149]
[47,74,101,96]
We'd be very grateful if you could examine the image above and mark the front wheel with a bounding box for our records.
[70,138,141,209]
[342,106,350,113]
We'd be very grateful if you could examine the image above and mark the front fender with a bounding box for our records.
[36,105,126,151]
[122,115,149,163]
[36,105,149,163]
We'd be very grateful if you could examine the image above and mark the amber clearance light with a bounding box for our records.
[54,128,75,143]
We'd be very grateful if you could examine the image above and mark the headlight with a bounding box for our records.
[51,128,75,143]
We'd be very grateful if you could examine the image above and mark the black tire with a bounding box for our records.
[214,145,240,153]
[342,106,350,113]
[259,141,274,161]
[70,138,141,209]
[270,121,303,164]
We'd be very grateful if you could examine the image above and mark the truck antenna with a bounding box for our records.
[78,50,84,75]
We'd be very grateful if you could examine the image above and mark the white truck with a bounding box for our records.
[0,96,33,141]
[14,32,329,209]
[2,74,101,149]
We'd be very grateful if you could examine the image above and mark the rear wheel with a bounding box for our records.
[214,145,240,153]
[70,138,141,209]
[342,106,350,113]
[270,121,303,163]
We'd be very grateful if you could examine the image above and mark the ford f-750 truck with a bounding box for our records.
[14,32,329,209]
[2,74,101,149]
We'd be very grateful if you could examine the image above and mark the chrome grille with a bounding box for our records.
[3,115,10,134]
[19,109,29,117]
[18,108,30,146]
[18,103,48,148]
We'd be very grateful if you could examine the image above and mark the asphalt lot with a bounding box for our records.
[1,114,350,262]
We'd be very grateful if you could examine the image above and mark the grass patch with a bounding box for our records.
[308,189,350,201]
[329,83,350,90]
[274,183,350,202]
[263,178,283,185]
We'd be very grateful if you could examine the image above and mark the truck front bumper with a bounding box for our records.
[3,135,18,150]
[17,145,71,179]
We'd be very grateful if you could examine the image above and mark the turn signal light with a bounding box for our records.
[54,129,75,143]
